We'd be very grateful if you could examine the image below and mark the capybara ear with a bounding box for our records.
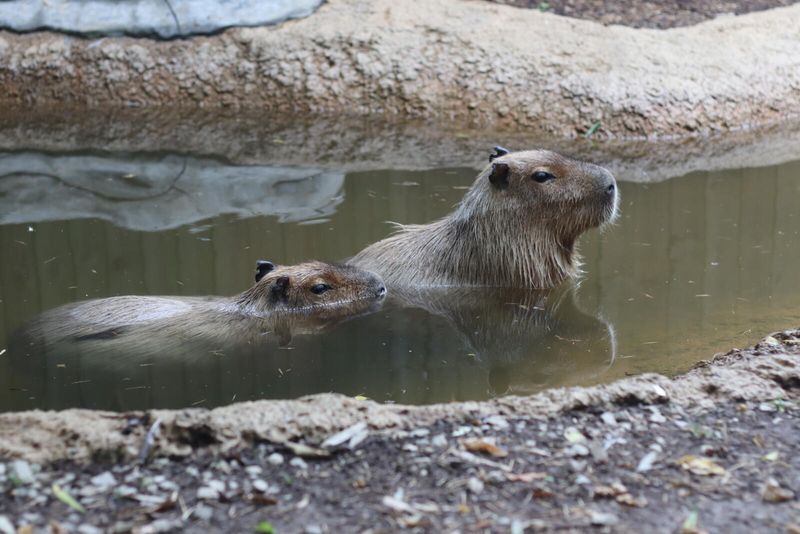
[489,146,509,162]
[270,275,291,302]
[255,260,275,283]
[488,162,510,190]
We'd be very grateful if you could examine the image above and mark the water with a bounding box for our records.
[1,141,799,412]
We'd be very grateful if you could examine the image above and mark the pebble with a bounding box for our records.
[636,451,658,472]
[139,519,182,533]
[267,453,284,466]
[590,511,619,526]
[77,525,102,534]
[245,465,263,477]
[0,516,14,534]
[197,486,220,500]
[431,434,448,447]
[290,457,308,470]
[484,415,510,429]
[304,525,323,534]
[252,479,269,493]
[194,504,214,521]
[11,460,34,485]
[467,477,484,494]
[600,412,617,426]
[186,466,200,478]
[402,443,418,452]
[90,471,117,490]
[115,485,137,497]
[207,480,226,493]
[565,444,590,457]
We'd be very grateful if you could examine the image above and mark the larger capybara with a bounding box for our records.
[349,147,618,288]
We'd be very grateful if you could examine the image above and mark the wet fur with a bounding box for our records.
[19,261,385,348]
[350,150,618,288]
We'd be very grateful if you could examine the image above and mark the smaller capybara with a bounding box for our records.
[349,147,618,288]
[18,260,386,349]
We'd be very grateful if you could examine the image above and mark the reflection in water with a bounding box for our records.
[1,154,799,411]
[389,285,616,397]
[7,282,613,410]
[0,151,345,229]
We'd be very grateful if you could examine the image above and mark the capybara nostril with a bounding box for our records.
[606,182,616,194]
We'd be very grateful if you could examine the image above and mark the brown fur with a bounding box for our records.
[236,261,386,315]
[18,261,386,349]
[349,149,618,288]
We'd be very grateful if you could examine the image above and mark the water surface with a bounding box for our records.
[1,149,798,411]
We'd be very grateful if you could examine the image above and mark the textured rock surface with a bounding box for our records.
[0,0,321,38]
[0,0,799,137]
[0,330,797,463]
[0,151,344,229]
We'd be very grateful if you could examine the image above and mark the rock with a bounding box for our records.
[304,526,323,534]
[194,504,214,521]
[565,444,590,457]
[245,465,263,477]
[590,511,619,526]
[321,421,367,449]
[431,434,448,448]
[0,516,15,534]
[467,477,484,494]
[90,471,116,490]
[137,518,183,533]
[290,457,308,470]
[252,479,269,493]
[484,415,510,429]
[0,0,322,38]
[197,486,220,500]
[267,453,284,466]
[600,412,618,426]
[207,480,225,493]
[114,485,137,498]
[10,460,34,485]
[77,525,102,534]
[636,451,658,472]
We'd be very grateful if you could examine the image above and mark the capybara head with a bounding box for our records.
[478,147,618,244]
[239,260,386,313]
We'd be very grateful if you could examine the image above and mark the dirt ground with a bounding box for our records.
[488,0,799,28]
[1,331,798,533]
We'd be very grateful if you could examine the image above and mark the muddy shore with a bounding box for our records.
[2,0,800,138]
[1,329,798,532]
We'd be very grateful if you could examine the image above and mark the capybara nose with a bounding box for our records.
[606,182,616,194]
[376,285,387,298]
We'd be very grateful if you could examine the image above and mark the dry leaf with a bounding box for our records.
[762,481,795,503]
[506,472,548,483]
[462,438,508,458]
[616,493,648,507]
[594,482,628,498]
[676,455,726,476]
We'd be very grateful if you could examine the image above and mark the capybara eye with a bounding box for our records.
[310,283,332,295]
[532,171,556,183]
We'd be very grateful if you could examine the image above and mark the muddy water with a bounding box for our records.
[1,152,799,411]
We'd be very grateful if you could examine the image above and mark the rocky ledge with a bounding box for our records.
[1,0,800,138]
